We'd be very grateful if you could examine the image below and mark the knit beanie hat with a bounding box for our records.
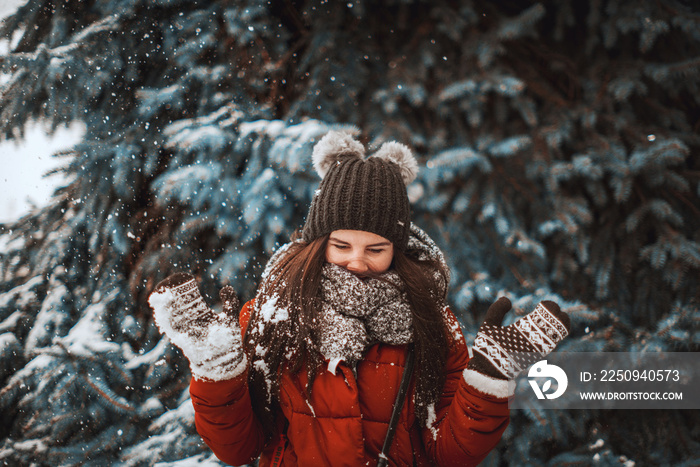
[302,130,419,251]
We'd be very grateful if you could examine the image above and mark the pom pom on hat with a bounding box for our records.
[312,129,365,179]
[372,141,418,185]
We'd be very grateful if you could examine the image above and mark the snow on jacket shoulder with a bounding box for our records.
[189,300,511,467]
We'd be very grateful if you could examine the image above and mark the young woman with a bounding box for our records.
[149,131,571,466]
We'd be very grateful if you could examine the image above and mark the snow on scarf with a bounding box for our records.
[316,263,412,373]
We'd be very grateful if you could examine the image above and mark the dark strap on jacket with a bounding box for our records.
[377,345,415,467]
[269,432,287,467]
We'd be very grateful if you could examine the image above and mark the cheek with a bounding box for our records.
[371,251,394,272]
[325,247,341,266]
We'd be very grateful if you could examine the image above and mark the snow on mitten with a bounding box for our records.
[467,297,570,380]
[148,273,246,381]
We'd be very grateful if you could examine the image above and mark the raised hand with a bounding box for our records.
[148,273,246,381]
[468,297,570,380]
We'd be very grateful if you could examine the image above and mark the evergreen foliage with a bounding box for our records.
[1,0,698,465]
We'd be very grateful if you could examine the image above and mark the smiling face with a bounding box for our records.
[325,229,395,274]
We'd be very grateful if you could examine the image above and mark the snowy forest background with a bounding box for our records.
[0,0,698,465]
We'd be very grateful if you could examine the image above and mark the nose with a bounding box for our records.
[345,258,369,274]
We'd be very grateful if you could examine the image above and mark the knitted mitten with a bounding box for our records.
[467,297,570,380]
[148,273,246,381]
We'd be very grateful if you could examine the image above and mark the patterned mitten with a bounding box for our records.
[467,297,570,380]
[148,273,246,381]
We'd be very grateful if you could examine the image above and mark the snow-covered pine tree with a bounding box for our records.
[0,0,698,465]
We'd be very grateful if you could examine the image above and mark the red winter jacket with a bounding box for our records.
[190,301,511,466]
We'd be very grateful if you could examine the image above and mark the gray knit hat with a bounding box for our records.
[302,130,419,251]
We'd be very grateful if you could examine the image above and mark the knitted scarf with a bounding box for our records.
[316,263,412,372]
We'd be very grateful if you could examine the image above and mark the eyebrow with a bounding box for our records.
[328,237,392,248]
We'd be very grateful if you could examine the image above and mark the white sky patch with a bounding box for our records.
[0,120,84,223]
[1,3,85,223]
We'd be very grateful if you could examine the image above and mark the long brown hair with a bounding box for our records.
[243,233,450,433]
